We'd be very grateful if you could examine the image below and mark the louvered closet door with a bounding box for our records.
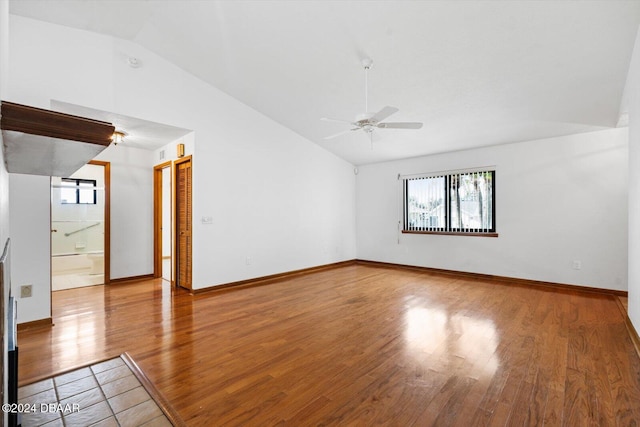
[176,157,192,289]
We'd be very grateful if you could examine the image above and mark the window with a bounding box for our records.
[61,178,97,204]
[403,170,496,235]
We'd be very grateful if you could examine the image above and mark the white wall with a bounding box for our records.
[7,16,356,322]
[627,27,640,331]
[190,111,356,287]
[357,128,628,290]
[8,174,51,323]
[94,144,154,279]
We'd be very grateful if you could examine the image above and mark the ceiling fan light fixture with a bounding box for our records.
[112,130,126,145]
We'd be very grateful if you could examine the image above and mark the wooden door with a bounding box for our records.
[175,156,192,289]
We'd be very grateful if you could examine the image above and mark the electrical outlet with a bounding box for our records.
[21,285,32,298]
[572,260,582,270]
[201,216,213,224]
[246,256,252,265]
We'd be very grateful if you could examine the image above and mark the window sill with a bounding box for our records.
[402,230,499,238]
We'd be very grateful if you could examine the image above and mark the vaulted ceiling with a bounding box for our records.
[9,0,640,165]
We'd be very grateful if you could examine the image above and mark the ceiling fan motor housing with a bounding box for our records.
[356,112,374,123]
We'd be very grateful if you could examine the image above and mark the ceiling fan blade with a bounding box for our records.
[321,117,355,125]
[323,128,359,140]
[369,106,399,123]
[377,122,423,129]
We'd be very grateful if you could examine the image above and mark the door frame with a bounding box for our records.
[50,160,110,289]
[174,155,193,290]
[89,160,111,285]
[153,161,172,280]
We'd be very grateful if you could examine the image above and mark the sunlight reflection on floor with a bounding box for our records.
[405,305,499,376]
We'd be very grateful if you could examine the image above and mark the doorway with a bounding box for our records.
[51,161,110,290]
[175,156,192,290]
[154,161,172,282]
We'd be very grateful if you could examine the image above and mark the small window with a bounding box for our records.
[61,178,97,204]
[403,170,496,235]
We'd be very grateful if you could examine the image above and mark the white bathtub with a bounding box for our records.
[52,252,104,275]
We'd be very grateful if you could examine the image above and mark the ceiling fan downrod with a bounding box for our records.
[363,58,373,114]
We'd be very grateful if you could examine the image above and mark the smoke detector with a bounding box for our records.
[127,57,141,68]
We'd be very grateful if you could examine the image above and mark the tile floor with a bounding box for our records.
[18,356,172,427]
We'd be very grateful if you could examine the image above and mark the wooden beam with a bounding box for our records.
[1,101,114,146]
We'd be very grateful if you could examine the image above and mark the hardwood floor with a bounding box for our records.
[18,264,640,425]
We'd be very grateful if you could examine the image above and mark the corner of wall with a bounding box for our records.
[627,24,640,332]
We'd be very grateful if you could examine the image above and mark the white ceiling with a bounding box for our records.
[9,0,640,165]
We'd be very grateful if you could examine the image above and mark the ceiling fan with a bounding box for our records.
[321,58,423,143]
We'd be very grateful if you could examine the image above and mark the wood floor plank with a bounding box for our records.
[17,264,640,425]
